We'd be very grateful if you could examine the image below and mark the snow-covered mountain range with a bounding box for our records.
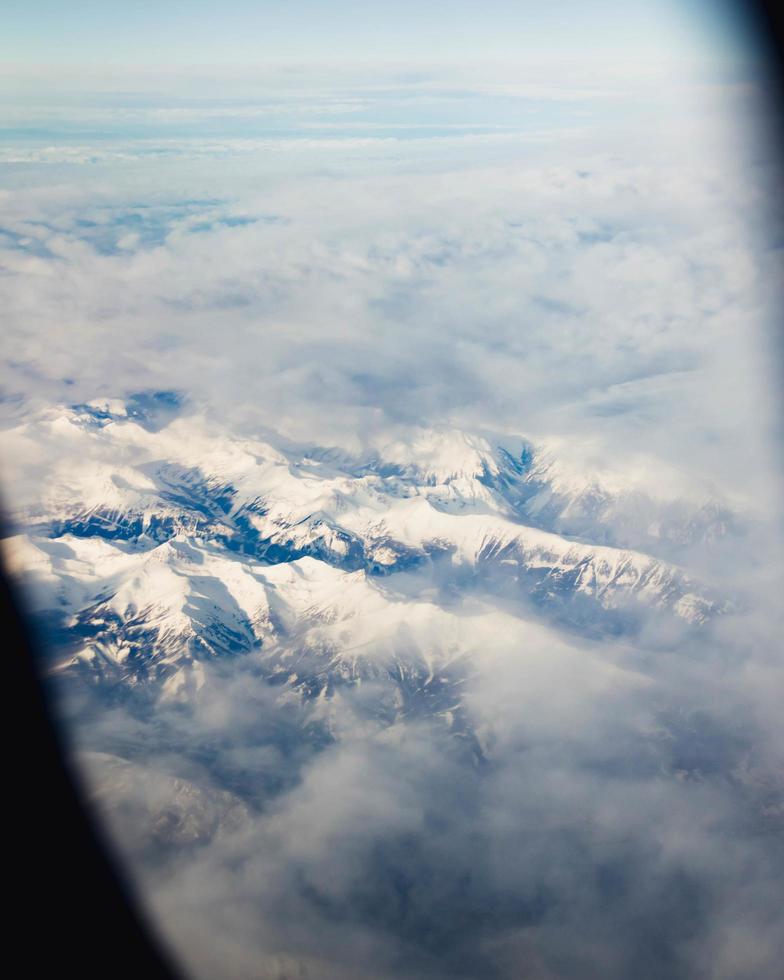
[3,393,738,720]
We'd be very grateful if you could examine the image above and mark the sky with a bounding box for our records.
[2,3,783,979]
[1,1,752,70]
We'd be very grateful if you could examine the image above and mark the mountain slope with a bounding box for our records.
[3,399,737,716]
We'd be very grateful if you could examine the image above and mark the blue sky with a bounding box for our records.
[0,1,763,150]
[1,1,754,73]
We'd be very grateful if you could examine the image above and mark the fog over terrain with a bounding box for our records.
[2,3,783,979]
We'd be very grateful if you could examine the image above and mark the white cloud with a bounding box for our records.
[1,62,783,980]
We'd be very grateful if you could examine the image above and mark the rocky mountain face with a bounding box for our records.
[5,396,734,714]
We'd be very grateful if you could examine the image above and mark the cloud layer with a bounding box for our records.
[2,59,783,980]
